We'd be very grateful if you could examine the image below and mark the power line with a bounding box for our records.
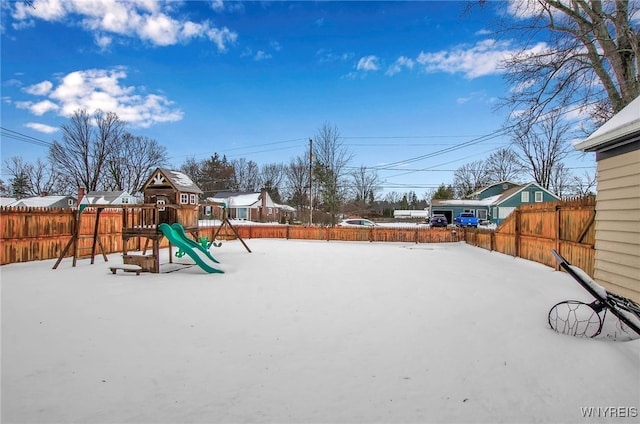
[0,127,53,148]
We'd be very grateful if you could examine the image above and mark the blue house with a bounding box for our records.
[431,181,560,224]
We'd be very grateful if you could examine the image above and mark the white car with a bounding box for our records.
[337,218,378,228]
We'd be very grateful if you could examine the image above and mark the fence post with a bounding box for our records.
[514,209,520,258]
[555,205,561,271]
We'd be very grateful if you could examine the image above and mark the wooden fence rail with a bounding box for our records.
[1,197,596,277]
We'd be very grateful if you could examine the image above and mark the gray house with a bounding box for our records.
[10,195,77,209]
[574,95,640,303]
[431,181,560,224]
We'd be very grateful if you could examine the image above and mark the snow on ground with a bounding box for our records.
[1,240,638,423]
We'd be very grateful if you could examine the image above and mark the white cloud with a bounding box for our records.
[25,122,59,134]
[356,55,380,72]
[211,0,225,12]
[23,80,53,96]
[207,27,237,52]
[505,0,546,19]
[19,67,183,128]
[11,0,237,51]
[385,56,414,76]
[415,39,543,79]
[254,50,272,61]
[270,41,281,51]
[95,35,113,49]
[30,100,60,115]
[316,49,353,64]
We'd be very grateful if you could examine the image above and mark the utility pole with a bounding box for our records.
[309,138,313,225]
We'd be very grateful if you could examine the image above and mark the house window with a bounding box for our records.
[67,199,74,206]
[477,209,487,220]
[121,197,129,204]
[521,191,530,203]
[535,191,543,202]
[492,207,497,218]
[157,199,166,211]
[268,207,273,215]
[237,208,248,220]
[180,193,189,204]
[190,194,197,205]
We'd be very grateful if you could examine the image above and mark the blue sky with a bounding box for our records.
[0,0,595,196]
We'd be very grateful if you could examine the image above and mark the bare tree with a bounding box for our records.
[4,156,59,196]
[260,163,286,203]
[105,133,168,193]
[485,148,523,183]
[231,158,260,192]
[511,109,573,190]
[570,169,597,197]
[453,160,491,198]
[350,165,380,202]
[313,122,353,225]
[284,155,310,210]
[499,0,639,127]
[49,109,125,192]
[179,157,205,189]
[383,191,401,204]
[548,161,573,197]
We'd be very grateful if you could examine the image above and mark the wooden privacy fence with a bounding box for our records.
[0,206,463,265]
[0,206,171,265]
[463,196,596,276]
[1,198,595,275]
[198,224,462,244]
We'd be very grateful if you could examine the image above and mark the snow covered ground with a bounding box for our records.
[1,239,638,423]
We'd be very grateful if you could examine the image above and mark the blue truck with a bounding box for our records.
[454,212,479,228]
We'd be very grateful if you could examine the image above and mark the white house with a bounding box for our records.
[82,190,138,205]
[208,190,289,223]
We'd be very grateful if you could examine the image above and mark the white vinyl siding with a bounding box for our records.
[593,149,640,302]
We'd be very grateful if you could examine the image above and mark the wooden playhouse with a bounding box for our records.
[122,168,203,273]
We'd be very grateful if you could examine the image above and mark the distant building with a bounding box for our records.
[0,197,17,207]
[393,209,429,219]
[82,190,138,205]
[9,195,77,209]
[208,190,294,223]
[431,181,560,224]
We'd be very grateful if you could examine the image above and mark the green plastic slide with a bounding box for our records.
[171,223,220,263]
[158,223,224,274]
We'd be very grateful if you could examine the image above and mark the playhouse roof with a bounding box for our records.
[143,168,203,194]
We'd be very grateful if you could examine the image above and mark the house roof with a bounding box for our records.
[83,190,130,205]
[469,180,520,198]
[143,168,203,194]
[0,197,17,206]
[11,195,74,207]
[574,95,640,152]
[209,191,277,208]
[431,182,558,208]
